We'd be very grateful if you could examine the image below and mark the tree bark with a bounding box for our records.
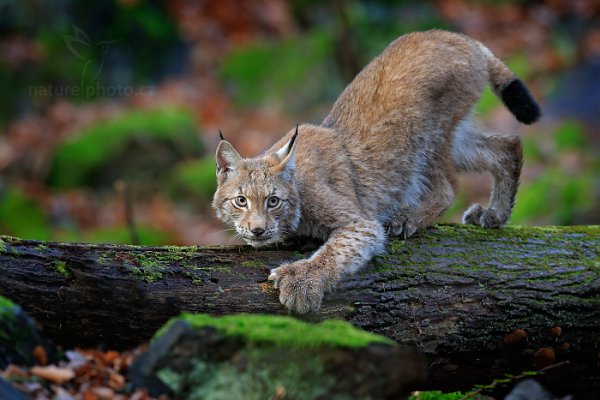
[0,225,598,396]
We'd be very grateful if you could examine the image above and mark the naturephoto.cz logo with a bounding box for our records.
[29,26,155,99]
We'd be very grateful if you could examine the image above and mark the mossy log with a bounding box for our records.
[0,225,599,396]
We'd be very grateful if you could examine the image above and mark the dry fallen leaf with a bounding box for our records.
[103,350,120,366]
[108,372,125,390]
[31,365,76,384]
[92,386,115,400]
[1,364,29,379]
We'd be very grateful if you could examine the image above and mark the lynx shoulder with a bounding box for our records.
[212,29,540,313]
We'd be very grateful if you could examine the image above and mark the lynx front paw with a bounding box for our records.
[268,261,327,314]
[462,204,506,228]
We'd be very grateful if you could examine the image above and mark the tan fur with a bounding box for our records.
[213,30,527,313]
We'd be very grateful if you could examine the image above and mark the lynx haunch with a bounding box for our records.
[212,30,540,313]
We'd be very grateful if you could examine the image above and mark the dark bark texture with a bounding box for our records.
[0,224,598,397]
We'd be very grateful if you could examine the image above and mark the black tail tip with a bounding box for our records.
[500,79,541,125]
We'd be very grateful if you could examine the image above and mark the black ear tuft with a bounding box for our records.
[286,124,299,155]
[219,129,225,141]
[500,79,541,125]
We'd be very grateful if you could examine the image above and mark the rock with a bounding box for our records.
[505,379,572,400]
[130,313,426,400]
[0,377,28,400]
[0,295,53,369]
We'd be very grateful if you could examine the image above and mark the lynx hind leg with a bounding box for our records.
[388,174,456,239]
[452,123,523,228]
[387,209,418,239]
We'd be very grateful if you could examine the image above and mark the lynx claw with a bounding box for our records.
[387,214,418,239]
[462,204,506,228]
[268,262,326,314]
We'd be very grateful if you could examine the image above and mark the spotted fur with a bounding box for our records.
[212,30,539,313]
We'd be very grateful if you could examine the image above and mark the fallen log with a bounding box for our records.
[0,224,599,397]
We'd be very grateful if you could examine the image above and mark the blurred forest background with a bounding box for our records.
[0,0,598,246]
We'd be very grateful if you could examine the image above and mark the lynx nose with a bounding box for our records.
[251,227,265,237]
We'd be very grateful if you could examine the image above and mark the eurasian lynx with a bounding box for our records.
[213,30,540,313]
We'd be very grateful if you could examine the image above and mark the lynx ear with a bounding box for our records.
[216,140,242,181]
[272,125,299,178]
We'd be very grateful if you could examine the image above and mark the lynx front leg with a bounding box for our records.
[268,219,385,313]
[452,125,523,228]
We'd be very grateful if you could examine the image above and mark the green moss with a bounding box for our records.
[48,107,201,188]
[381,224,600,318]
[551,31,578,66]
[387,239,409,253]
[0,295,15,310]
[132,253,165,283]
[381,224,600,290]
[188,275,204,286]
[220,28,338,107]
[521,136,545,162]
[129,246,205,283]
[158,313,393,349]
[188,265,230,273]
[0,295,17,333]
[0,188,50,241]
[52,260,70,278]
[512,168,596,224]
[157,368,184,393]
[36,244,48,252]
[54,226,169,245]
[165,245,198,261]
[103,246,202,283]
[0,238,6,253]
[553,120,587,151]
[171,156,217,200]
[241,260,265,268]
[431,223,598,239]
[181,348,334,400]
[130,267,163,283]
[409,391,466,400]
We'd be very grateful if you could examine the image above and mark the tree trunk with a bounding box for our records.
[0,225,598,397]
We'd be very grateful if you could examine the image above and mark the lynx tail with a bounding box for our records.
[481,43,541,125]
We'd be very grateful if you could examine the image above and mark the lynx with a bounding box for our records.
[212,30,540,313]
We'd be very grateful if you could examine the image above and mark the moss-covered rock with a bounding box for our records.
[48,107,203,189]
[156,313,394,349]
[169,156,218,201]
[131,313,425,400]
[0,295,53,369]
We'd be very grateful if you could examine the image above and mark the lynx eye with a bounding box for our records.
[267,196,280,208]
[233,196,248,208]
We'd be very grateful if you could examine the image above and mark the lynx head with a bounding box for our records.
[212,128,301,247]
